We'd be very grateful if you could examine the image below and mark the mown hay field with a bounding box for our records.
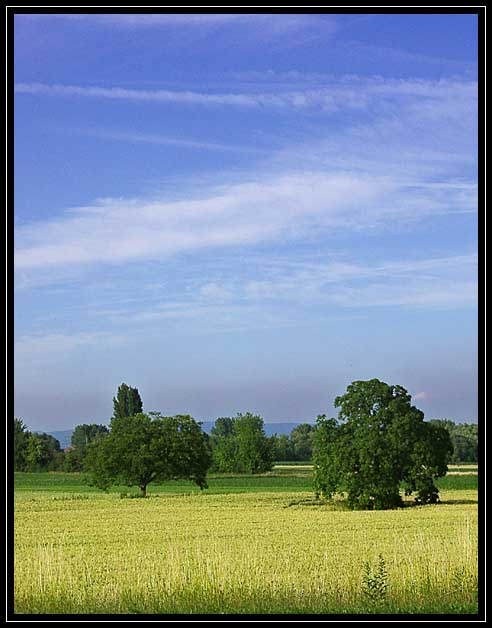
[13,468,479,615]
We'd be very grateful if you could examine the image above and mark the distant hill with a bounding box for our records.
[46,421,312,447]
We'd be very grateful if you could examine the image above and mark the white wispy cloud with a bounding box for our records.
[14,165,477,274]
[13,249,478,367]
[21,12,337,35]
[74,128,269,154]
[14,330,126,361]
[86,252,478,333]
[330,280,477,308]
[197,253,478,309]
[14,72,477,320]
[12,170,425,271]
[14,82,260,107]
[14,76,477,111]
[199,282,234,301]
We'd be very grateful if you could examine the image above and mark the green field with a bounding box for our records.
[13,467,479,615]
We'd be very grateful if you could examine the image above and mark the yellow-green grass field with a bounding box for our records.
[13,468,479,616]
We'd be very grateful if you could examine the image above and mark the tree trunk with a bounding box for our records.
[139,484,147,497]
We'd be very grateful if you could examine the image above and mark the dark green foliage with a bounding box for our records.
[402,420,452,504]
[14,418,30,471]
[311,415,341,501]
[14,418,65,471]
[63,447,85,472]
[71,423,109,448]
[313,379,453,509]
[429,419,478,463]
[289,423,315,460]
[234,413,275,473]
[271,423,315,461]
[209,417,238,472]
[23,434,41,472]
[25,432,63,472]
[112,383,143,420]
[271,433,294,461]
[86,412,211,496]
[66,423,110,471]
[211,417,235,439]
[210,412,274,473]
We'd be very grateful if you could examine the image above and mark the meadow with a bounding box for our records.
[13,465,479,616]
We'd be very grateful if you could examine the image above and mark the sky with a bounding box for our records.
[13,11,479,431]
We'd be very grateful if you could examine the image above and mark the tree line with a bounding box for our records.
[13,383,316,474]
[14,380,478,507]
[13,393,478,474]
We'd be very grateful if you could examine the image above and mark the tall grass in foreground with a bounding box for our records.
[14,486,478,615]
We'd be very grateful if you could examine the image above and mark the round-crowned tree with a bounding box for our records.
[313,379,453,510]
[86,412,211,496]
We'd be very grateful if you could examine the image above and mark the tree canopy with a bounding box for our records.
[71,423,109,448]
[25,432,62,472]
[429,419,478,463]
[209,412,274,473]
[112,383,143,420]
[270,423,315,462]
[313,379,453,510]
[64,423,110,472]
[86,412,211,496]
[289,423,315,460]
[14,418,30,471]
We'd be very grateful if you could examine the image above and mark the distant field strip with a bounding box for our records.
[273,465,313,470]
[273,464,478,476]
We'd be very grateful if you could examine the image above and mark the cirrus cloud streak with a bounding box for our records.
[14,169,476,273]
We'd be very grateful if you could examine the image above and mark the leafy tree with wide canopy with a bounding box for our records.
[86,412,211,496]
[234,412,274,473]
[209,412,274,473]
[313,379,453,510]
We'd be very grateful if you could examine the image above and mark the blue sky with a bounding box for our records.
[13,12,479,431]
